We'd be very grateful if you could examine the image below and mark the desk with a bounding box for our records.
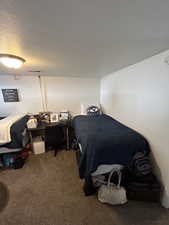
[28,121,70,155]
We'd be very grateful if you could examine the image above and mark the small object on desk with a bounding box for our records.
[27,116,37,129]
[39,112,51,123]
[59,110,69,121]
[50,113,59,123]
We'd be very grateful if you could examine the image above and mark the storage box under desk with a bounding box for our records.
[33,137,45,154]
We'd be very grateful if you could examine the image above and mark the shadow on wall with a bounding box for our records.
[0,182,9,212]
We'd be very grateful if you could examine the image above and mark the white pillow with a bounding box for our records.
[80,103,101,115]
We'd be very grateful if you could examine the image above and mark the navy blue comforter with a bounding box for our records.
[72,114,150,178]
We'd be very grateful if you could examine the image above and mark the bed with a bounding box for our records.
[72,114,150,180]
[0,115,29,153]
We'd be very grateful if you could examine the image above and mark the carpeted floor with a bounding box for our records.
[0,150,168,225]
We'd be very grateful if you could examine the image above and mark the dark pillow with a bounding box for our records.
[86,105,100,116]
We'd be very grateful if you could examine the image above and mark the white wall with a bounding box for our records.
[0,75,100,116]
[100,50,169,208]
[0,75,43,116]
[44,76,100,115]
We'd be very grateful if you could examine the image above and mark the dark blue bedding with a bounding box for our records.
[72,114,150,179]
[0,115,29,149]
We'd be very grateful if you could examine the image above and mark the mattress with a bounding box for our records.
[72,114,150,179]
[0,115,29,150]
[0,147,22,154]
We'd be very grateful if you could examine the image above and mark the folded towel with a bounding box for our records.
[0,114,25,144]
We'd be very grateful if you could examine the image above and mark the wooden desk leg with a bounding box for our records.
[54,149,58,157]
[29,131,33,151]
[66,127,69,150]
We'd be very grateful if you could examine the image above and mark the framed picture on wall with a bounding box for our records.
[2,89,19,102]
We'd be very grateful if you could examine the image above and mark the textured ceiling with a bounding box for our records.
[0,0,169,77]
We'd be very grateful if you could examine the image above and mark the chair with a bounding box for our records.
[45,124,65,156]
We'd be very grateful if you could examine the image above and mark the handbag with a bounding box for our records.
[98,168,127,205]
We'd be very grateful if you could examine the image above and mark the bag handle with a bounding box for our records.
[107,168,122,189]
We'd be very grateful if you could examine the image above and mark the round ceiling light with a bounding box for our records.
[0,54,26,69]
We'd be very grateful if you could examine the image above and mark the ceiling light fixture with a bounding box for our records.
[0,54,26,69]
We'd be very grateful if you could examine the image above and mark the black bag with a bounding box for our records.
[2,151,27,169]
[13,157,25,169]
[126,174,161,202]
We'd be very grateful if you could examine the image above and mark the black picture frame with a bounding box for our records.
[2,89,19,102]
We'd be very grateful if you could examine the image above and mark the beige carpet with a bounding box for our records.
[0,150,168,225]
